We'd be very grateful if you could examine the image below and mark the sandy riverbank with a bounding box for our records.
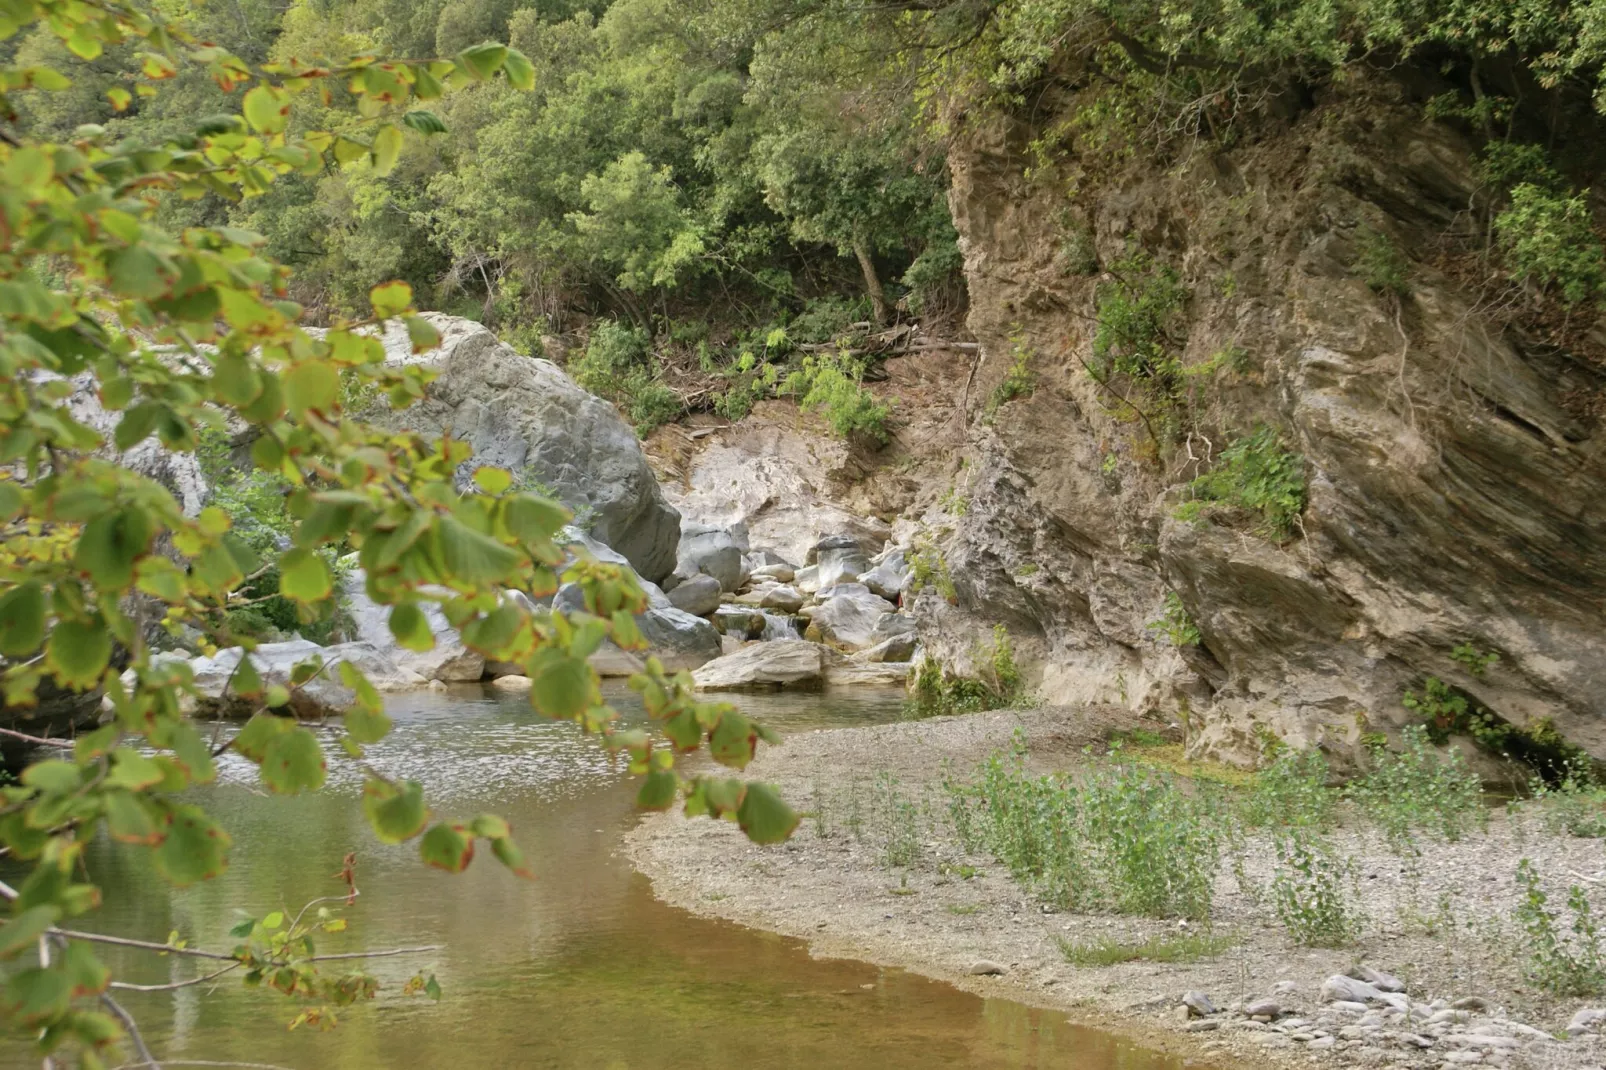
[625,706,1606,1070]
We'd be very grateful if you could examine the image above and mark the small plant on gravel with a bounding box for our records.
[1348,726,1486,849]
[1513,859,1606,996]
[1242,743,1336,831]
[1057,930,1236,967]
[1519,758,1606,839]
[1271,834,1365,947]
[870,772,924,868]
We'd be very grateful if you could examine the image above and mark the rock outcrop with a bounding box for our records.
[692,639,824,691]
[374,315,681,583]
[191,639,425,718]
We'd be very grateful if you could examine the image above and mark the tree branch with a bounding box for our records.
[101,993,162,1070]
[109,964,241,993]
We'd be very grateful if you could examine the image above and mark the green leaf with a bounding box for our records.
[22,760,82,793]
[283,360,340,417]
[502,47,535,91]
[0,907,59,959]
[0,583,45,656]
[370,281,413,318]
[61,940,109,997]
[709,711,758,769]
[362,778,428,844]
[736,782,799,845]
[105,749,164,791]
[45,616,110,690]
[73,508,152,591]
[460,603,523,659]
[259,727,326,795]
[3,967,70,1026]
[526,651,594,720]
[404,314,441,353]
[436,515,520,585]
[371,123,403,176]
[636,767,678,811]
[104,791,161,845]
[472,467,512,495]
[490,835,534,879]
[0,481,22,522]
[233,712,293,763]
[387,603,435,652]
[154,719,216,785]
[107,246,169,298]
[277,548,332,604]
[153,804,232,886]
[242,84,288,134]
[467,814,510,839]
[401,109,447,135]
[344,705,392,745]
[228,918,256,939]
[419,823,474,873]
[503,495,570,543]
[454,42,508,81]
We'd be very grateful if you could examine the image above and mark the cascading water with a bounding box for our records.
[759,611,800,641]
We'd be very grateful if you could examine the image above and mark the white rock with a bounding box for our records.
[692,639,824,691]
[666,574,723,616]
[806,584,898,651]
[760,585,806,613]
[967,960,1007,976]
[191,639,425,718]
[489,675,532,692]
[1322,976,1386,1005]
[1348,965,1408,993]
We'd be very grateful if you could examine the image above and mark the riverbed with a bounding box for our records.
[2,688,1195,1070]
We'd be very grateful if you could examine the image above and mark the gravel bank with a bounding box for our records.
[626,706,1606,1070]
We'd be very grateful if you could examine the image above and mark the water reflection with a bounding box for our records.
[1,686,1187,1070]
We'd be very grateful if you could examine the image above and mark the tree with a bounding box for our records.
[0,3,796,1065]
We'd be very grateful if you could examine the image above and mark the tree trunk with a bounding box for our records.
[853,238,889,326]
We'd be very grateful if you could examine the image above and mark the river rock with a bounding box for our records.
[667,574,723,616]
[372,314,681,582]
[794,564,821,594]
[711,605,767,640]
[677,522,747,591]
[1183,991,1218,1017]
[192,639,424,718]
[489,674,533,692]
[1321,976,1385,1004]
[1244,1000,1281,1019]
[589,644,647,677]
[692,639,824,691]
[636,605,722,670]
[1566,1007,1606,1035]
[344,570,486,682]
[1345,965,1406,993]
[967,960,1008,976]
[855,633,918,663]
[860,548,909,601]
[824,657,912,686]
[806,585,898,651]
[813,534,869,589]
[760,585,806,613]
[749,562,796,583]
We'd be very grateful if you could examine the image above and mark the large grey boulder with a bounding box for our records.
[692,639,824,691]
[344,570,486,682]
[635,605,721,670]
[861,548,909,602]
[675,522,748,591]
[805,584,898,651]
[191,639,425,718]
[373,315,680,583]
[812,534,869,589]
[666,574,722,616]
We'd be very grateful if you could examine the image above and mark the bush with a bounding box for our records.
[952,738,1223,919]
[1514,859,1606,995]
[781,352,891,441]
[1271,834,1364,947]
[1353,228,1411,297]
[1496,184,1606,306]
[1177,426,1306,540]
[985,335,1035,417]
[1347,726,1485,848]
[570,319,684,436]
[1243,745,1336,831]
[1090,250,1187,399]
[1519,758,1606,838]
[1146,591,1200,647]
[908,625,1025,717]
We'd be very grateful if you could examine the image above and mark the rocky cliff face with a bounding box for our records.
[921,71,1606,766]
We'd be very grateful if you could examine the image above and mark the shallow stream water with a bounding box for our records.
[3,687,1191,1070]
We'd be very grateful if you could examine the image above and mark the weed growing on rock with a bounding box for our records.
[907,626,1026,718]
[1058,930,1236,966]
[1176,426,1306,540]
[1347,726,1486,849]
[1450,642,1500,677]
[1353,228,1411,296]
[1496,184,1606,306]
[780,352,891,442]
[986,335,1036,418]
[1242,745,1336,831]
[1514,859,1606,995]
[570,319,684,437]
[1271,834,1365,947]
[1146,591,1201,647]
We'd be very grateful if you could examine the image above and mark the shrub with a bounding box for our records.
[1271,834,1365,947]
[1496,184,1606,306]
[1177,426,1306,540]
[908,625,1025,717]
[570,319,684,436]
[1353,228,1411,297]
[788,295,872,345]
[1449,642,1499,677]
[1146,591,1200,647]
[1519,758,1606,838]
[1347,726,1485,848]
[1243,745,1336,831]
[780,352,891,442]
[985,335,1035,417]
[1090,250,1187,400]
[955,740,1223,919]
[1514,859,1606,995]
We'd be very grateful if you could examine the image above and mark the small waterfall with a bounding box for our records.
[759,611,800,641]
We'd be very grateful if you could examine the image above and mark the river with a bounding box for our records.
[3,686,1190,1070]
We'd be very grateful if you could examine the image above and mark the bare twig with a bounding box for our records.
[101,994,161,1070]
[108,963,241,993]
[0,726,75,749]
[51,929,238,961]
[111,1062,297,1070]
[304,944,439,962]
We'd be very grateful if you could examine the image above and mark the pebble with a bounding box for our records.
[1566,1007,1606,1036]
[1399,1034,1435,1048]
[1173,1005,1192,1023]
[1451,997,1491,1013]
[1273,980,1301,995]
[1331,1001,1371,1015]
[1323,975,1386,1004]
[1425,1011,1469,1027]
[1183,991,1218,1017]
[967,960,1007,976]
[1347,965,1408,993]
[1442,1052,1483,1065]
[1185,1020,1221,1032]
[1443,1035,1520,1050]
[1245,999,1281,1018]
[1308,1036,1337,1050]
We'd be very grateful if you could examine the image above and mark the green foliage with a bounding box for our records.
[780,352,890,442]
[906,541,956,601]
[949,737,1223,919]
[1177,427,1306,540]
[1514,859,1606,996]
[1518,758,1606,839]
[1353,228,1411,297]
[1146,591,1200,647]
[1243,746,1336,831]
[1347,727,1486,849]
[1058,930,1235,966]
[1496,184,1606,306]
[569,320,683,436]
[1090,250,1187,403]
[0,11,794,1061]
[1450,642,1499,677]
[985,334,1035,417]
[1271,834,1365,947]
[908,625,1024,717]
